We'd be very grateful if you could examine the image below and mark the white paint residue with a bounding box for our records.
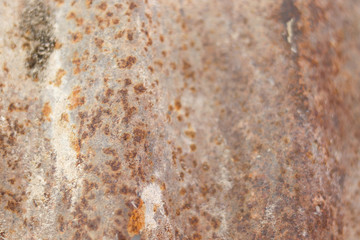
[286,18,297,53]
[286,18,294,44]
[141,183,164,230]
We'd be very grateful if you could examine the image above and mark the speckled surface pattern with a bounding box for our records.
[1,0,360,239]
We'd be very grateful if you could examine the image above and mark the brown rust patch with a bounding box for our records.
[8,103,29,112]
[115,30,125,39]
[55,69,66,87]
[133,83,147,95]
[68,86,85,110]
[97,2,107,11]
[42,102,52,121]
[174,99,182,110]
[190,144,197,152]
[94,38,104,49]
[127,31,134,41]
[70,133,80,153]
[127,199,145,237]
[4,200,21,214]
[133,128,146,144]
[129,2,137,10]
[71,32,83,43]
[185,129,196,139]
[117,56,137,69]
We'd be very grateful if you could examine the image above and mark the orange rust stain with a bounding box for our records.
[129,2,137,10]
[127,199,145,237]
[60,112,69,122]
[183,60,192,71]
[42,102,52,121]
[71,32,83,43]
[185,129,196,139]
[54,0,64,5]
[3,63,9,73]
[127,30,134,41]
[170,62,177,70]
[117,56,137,69]
[85,26,92,34]
[54,41,62,49]
[68,86,85,110]
[70,133,80,153]
[148,66,154,73]
[8,103,29,112]
[55,69,66,87]
[133,83,147,94]
[115,30,125,39]
[94,38,104,49]
[112,18,120,25]
[133,128,146,144]
[66,11,76,20]
[86,0,92,8]
[97,2,107,11]
[193,233,202,240]
[4,200,21,214]
[190,144,197,152]
[174,99,182,110]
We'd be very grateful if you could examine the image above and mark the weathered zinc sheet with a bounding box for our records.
[1,0,360,239]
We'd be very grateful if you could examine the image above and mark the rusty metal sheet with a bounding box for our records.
[1,0,360,239]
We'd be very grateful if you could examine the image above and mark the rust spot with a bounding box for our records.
[71,32,83,43]
[193,233,202,240]
[112,18,120,25]
[8,103,29,112]
[70,133,80,153]
[3,63,9,73]
[60,112,69,122]
[5,200,21,214]
[103,147,117,156]
[87,217,100,231]
[190,144,197,152]
[189,216,199,228]
[42,102,52,121]
[185,129,196,139]
[117,56,137,69]
[54,0,64,5]
[54,41,62,49]
[148,66,154,73]
[129,2,137,10]
[68,86,85,110]
[147,37,153,46]
[115,30,125,39]
[105,88,114,97]
[85,25,92,34]
[95,38,104,49]
[159,35,164,42]
[183,60,192,71]
[133,128,146,144]
[55,69,66,87]
[57,215,65,232]
[133,83,147,94]
[106,11,113,17]
[105,159,121,171]
[8,178,15,185]
[127,30,134,41]
[174,99,182,110]
[86,0,92,8]
[97,2,107,11]
[125,78,132,86]
[127,199,145,237]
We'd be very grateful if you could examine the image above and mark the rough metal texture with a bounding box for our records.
[1,0,360,239]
